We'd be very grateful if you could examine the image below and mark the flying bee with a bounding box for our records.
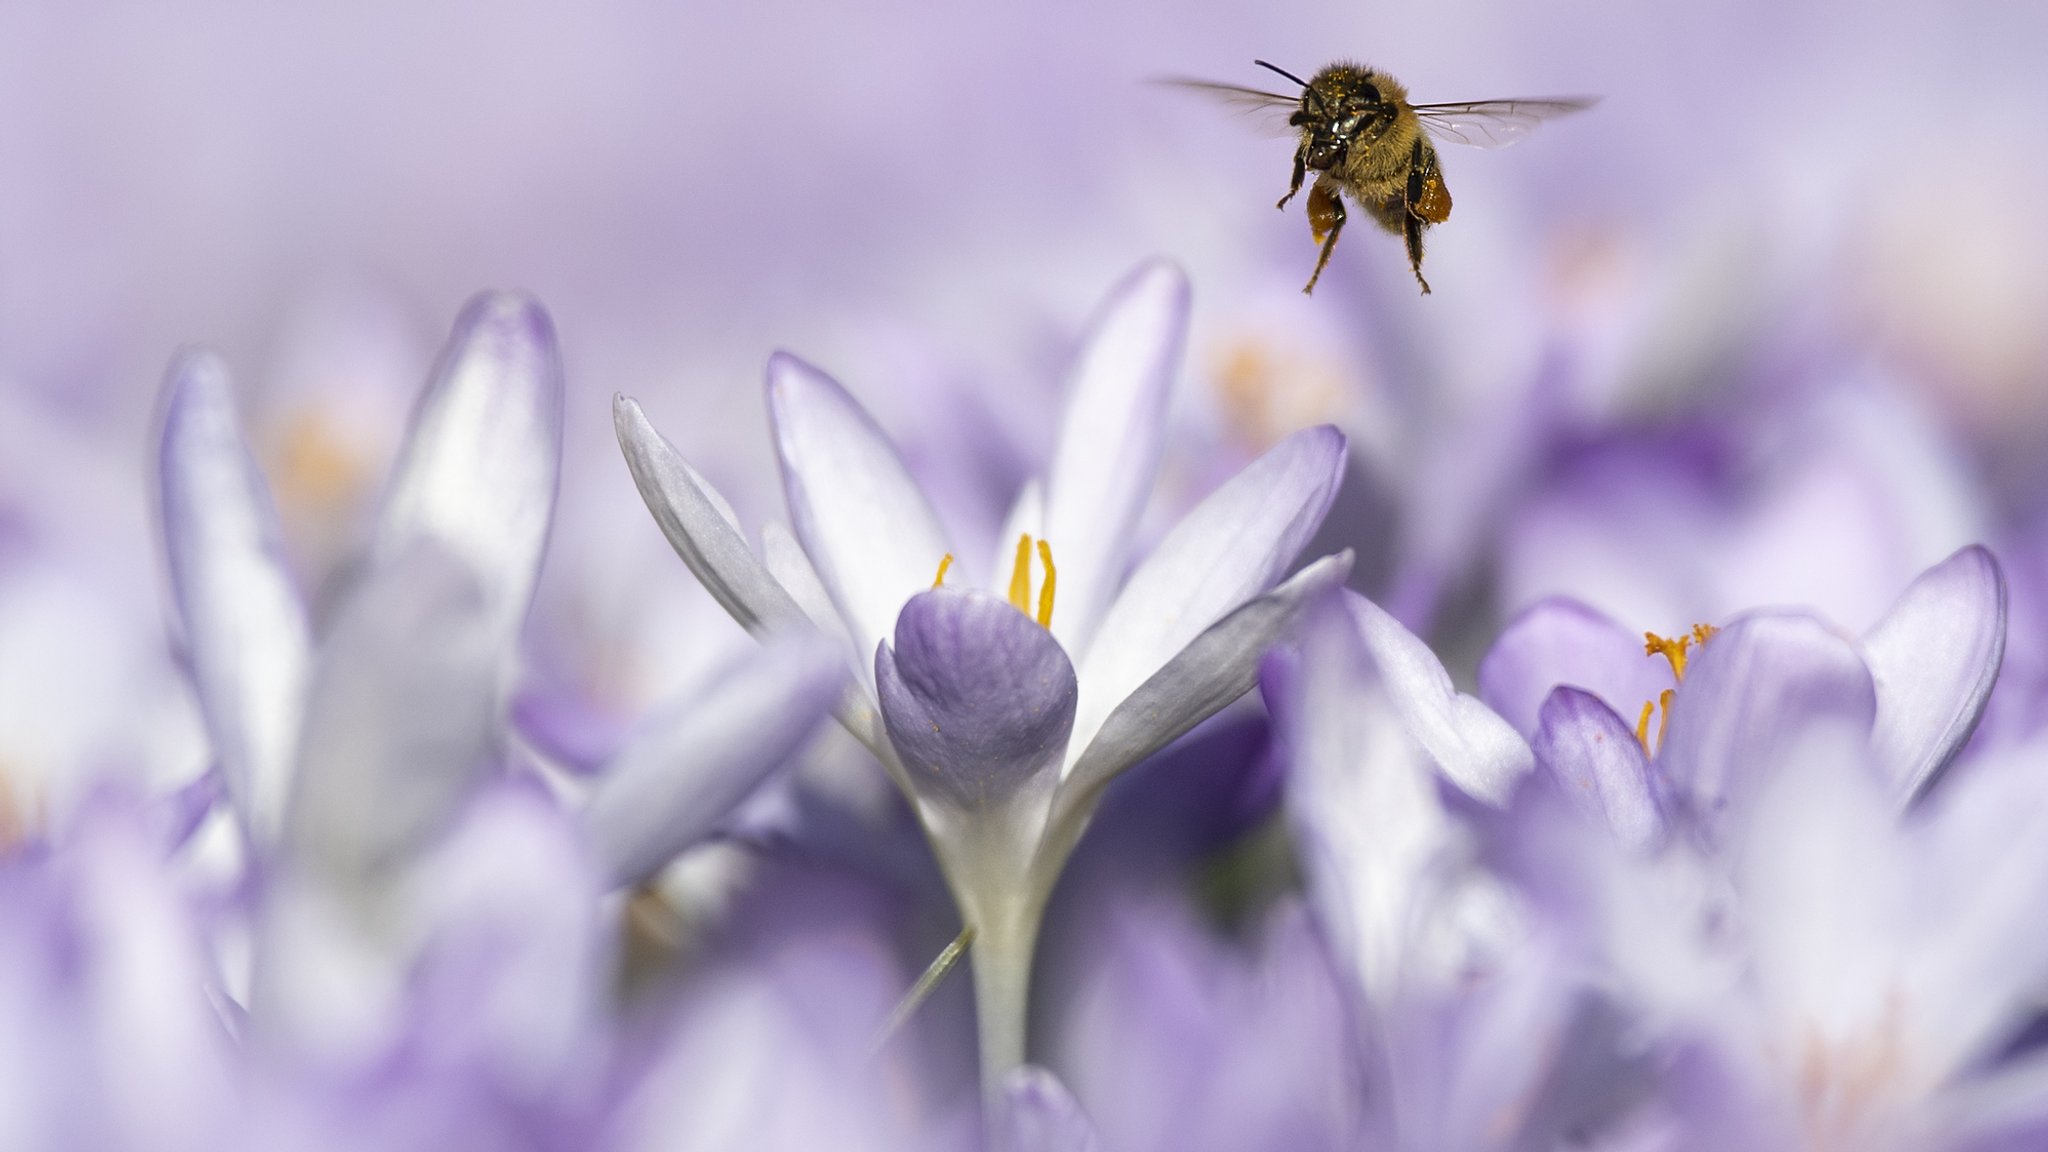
[1168,61,1594,295]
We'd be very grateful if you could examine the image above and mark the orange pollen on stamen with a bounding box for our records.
[1637,624,1718,755]
[932,553,955,588]
[1643,631,1695,682]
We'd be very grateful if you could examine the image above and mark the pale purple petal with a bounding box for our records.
[283,540,500,879]
[1002,1065,1102,1152]
[614,395,809,636]
[876,588,1076,813]
[1073,425,1347,757]
[409,784,605,1094]
[1532,687,1664,852]
[1861,544,2007,804]
[1477,597,1675,742]
[156,349,311,845]
[1657,610,1877,822]
[1042,260,1189,661]
[1273,594,1488,1005]
[770,352,952,678]
[1059,551,1353,806]
[761,519,856,650]
[374,292,563,643]
[1348,591,1533,805]
[582,635,846,889]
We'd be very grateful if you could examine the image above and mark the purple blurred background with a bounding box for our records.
[3,0,2046,847]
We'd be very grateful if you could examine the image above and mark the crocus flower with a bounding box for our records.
[1480,543,2008,816]
[1488,547,2048,1150]
[614,259,1353,1095]
[1268,589,1644,1150]
[155,292,844,1073]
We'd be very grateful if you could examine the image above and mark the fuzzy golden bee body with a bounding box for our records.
[1169,61,1592,295]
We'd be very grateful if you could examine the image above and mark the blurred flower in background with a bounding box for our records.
[4,0,2048,1148]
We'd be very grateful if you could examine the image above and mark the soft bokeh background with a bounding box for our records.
[5,3,2048,1146]
[4,0,2048,1034]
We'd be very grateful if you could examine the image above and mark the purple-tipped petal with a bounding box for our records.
[1061,552,1353,802]
[1073,425,1347,758]
[1001,1065,1102,1152]
[375,292,563,643]
[582,635,846,889]
[157,349,311,845]
[614,395,810,637]
[1861,544,2007,804]
[875,588,1076,813]
[1532,687,1664,852]
[1348,591,1533,805]
[283,540,499,879]
[1042,261,1189,660]
[1658,610,1877,821]
[770,353,952,679]
[1478,597,1676,742]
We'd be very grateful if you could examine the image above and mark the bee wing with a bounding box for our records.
[1412,97,1597,149]
[1154,77,1300,136]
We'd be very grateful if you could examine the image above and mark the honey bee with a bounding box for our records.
[1170,61,1594,294]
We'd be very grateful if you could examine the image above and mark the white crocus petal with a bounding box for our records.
[156,350,311,846]
[1042,261,1189,661]
[1060,551,1354,797]
[1347,592,1534,805]
[990,479,1046,591]
[767,352,952,672]
[1282,600,1470,1006]
[1039,552,1352,878]
[581,634,845,889]
[1072,425,1347,758]
[614,395,810,636]
[374,292,563,644]
[1736,724,1916,1079]
[761,520,856,653]
[1915,745,2048,1083]
[283,541,499,883]
[1861,544,2007,805]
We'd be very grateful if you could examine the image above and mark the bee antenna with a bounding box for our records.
[1253,60,1311,89]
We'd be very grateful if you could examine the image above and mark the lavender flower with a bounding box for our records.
[615,260,1353,1095]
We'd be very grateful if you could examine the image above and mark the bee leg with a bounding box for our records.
[1303,181,1346,295]
[1276,146,1306,210]
[1403,212,1431,295]
[1401,138,1438,294]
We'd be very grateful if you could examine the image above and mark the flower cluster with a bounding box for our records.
[3,261,2045,1152]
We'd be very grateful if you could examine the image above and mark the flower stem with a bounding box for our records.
[968,891,1047,1109]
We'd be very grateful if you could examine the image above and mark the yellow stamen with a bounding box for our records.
[1636,624,1718,756]
[1643,631,1696,682]
[1008,535,1034,615]
[932,553,954,588]
[1035,540,1057,629]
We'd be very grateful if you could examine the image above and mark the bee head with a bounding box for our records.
[1260,62,1387,171]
